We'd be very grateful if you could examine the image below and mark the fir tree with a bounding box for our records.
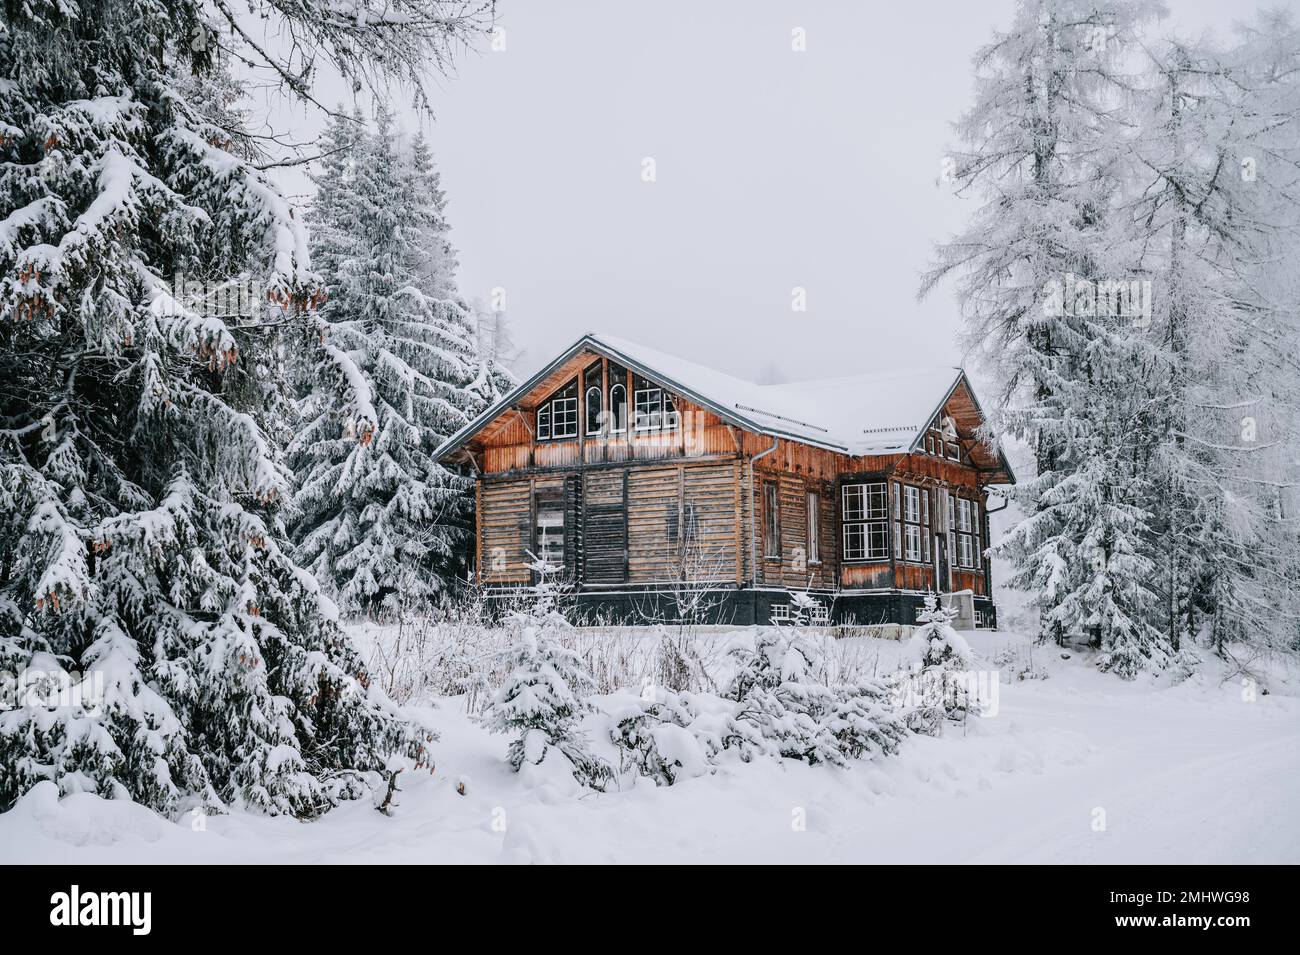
[290,111,485,615]
[485,560,613,789]
[0,0,486,816]
[902,596,984,729]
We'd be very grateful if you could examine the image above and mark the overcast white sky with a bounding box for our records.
[258,0,1282,383]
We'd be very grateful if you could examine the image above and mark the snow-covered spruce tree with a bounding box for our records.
[289,109,487,615]
[901,596,984,732]
[485,558,613,789]
[0,1,487,816]
[723,631,905,765]
[922,0,1179,675]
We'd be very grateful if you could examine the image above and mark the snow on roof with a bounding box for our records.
[435,332,969,459]
[591,333,963,455]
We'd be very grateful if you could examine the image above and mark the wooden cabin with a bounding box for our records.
[434,334,1015,627]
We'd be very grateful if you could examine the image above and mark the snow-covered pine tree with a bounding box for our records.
[923,0,1179,674]
[0,0,487,816]
[290,110,485,615]
[486,559,613,789]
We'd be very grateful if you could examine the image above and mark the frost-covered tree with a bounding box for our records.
[1119,16,1300,656]
[922,0,1166,662]
[0,0,487,816]
[290,110,489,615]
[486,562,613,789]
[931,2,1300,675]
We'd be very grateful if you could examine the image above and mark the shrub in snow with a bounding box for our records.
[486,573,613,790]
[723,631,905,766]
[900,596,980,733]
[607,690,706,786]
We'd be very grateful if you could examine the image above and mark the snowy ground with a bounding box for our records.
[3,629,1296,864]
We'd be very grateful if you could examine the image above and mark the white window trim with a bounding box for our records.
[609,383,627,433]
[633,387,662,431]
[841,482,889,562]
[550,396,578,438]
[585,385,603,435]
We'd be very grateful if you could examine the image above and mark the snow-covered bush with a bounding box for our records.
[993,643,1048,682]
[607,690,706,786]
[723,631,906,766]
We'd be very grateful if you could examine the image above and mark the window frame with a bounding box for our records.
[955,497,982,569]
[584,384,603,435]
[535,506,565,570]
[608,382,627,433]
[633,387,662,431]
[841,481,889,562]
[535,380,579,442]
[899,483,931,564]
[550,396,578,439]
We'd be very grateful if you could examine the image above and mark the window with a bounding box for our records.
[662,393,680,430]
[551,396,578,438]
[609,383,627,432]
[763,481,780,559]
[634,388,660,430]
[947,442,962,461]
[900,484,930,563]
[903,485,920,523]
[631,374,680,432]
[841,482,888,561]
[584,360,603,435]
[535,507,564,569]
[955,498,981,569]
[535,381,578,441]
[770,603,791,623]
[806,491,820,563]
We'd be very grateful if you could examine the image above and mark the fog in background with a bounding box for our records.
[250,0,1276,383]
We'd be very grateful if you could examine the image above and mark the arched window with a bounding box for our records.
[609,383,627,433]
[585,385,603,435]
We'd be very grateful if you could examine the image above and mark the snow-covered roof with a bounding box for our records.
[436,332,1008,469]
